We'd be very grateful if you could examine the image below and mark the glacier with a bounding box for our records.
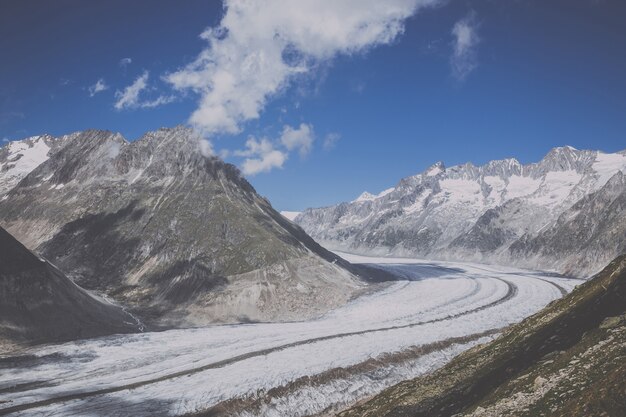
[0,253,580,416]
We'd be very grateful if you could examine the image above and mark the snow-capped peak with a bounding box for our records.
[280,211,301,221]
[0,135,55,195]
[424,161,445,176]
[354,191,376,202]
[354,187,394,202]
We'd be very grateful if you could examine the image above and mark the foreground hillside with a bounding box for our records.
[0,128,367,327]
[0,226,140,352]
[296,146,626,277]
[340,254,626,417]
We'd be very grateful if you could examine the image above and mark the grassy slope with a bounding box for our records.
[340,255,626,417]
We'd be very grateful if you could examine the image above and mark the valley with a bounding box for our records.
[0,254,580,417]
[2,3,624,415]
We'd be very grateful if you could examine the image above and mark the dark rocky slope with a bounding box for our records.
[0,226,140,352]
[340,254,626,417]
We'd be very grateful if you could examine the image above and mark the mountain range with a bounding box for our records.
[295,146,626,277]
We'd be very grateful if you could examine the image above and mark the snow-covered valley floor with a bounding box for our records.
[0,253,582,417]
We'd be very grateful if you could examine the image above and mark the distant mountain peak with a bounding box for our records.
[538,145,597,173]
[295,145,626,277]
[424,161,445,176]
[354,187,394,202]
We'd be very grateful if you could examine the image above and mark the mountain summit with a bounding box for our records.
[0,128,366,327]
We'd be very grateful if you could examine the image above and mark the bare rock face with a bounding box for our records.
[296,146,626,277]
[509,171,626,276]
[0,226,140,350]
[0,127,365,327]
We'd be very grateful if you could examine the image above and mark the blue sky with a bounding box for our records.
[1,0,625,211]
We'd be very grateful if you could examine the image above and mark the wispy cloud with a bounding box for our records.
[114,71,173,110]
[139,95,175,108]
[323,132,341,150]
[114,72,148,109]
[119,57,132,67]
[235,137,288,175]
[88,78,109,97]
[165,0,441,136]
[232,122,320,175]
[351,80,366,94]
[280,123,314,157]
[450,12,480,81]
[0,111,25,125]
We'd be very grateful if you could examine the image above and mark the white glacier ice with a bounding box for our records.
[0,253,580,416]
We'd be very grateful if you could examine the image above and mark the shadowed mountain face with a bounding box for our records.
[0,227,140,351]
[509,171,626,277]
[0,127,366,327]
[295,147,626,277]
[341,254,626,417]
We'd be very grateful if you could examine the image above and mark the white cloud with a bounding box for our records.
[140,95,176,108]
[280,123,314,157]
[114,71,174,110]
[88,78,108,97]
[323,132,341,150]
[165,0,440,135]
[218,148,231,160]
[198,138,214,157]
[235,137,287,175]
[230,122,318,174]
[2,137,9,143]
[115,72,149,109]
[451,13,480,81]
[119,57,132,67]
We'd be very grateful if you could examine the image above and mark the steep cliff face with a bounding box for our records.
[0,127,365,327]
[296,147,626,277]
[0,226,140,351]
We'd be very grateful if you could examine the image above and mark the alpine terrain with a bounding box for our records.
[0,127,368,328]
[341,254,626,417]
[295,146,626,277]
[0,226,140,352]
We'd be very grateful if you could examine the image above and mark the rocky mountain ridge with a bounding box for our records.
[0,127,367,327]
[295,146,626,277]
